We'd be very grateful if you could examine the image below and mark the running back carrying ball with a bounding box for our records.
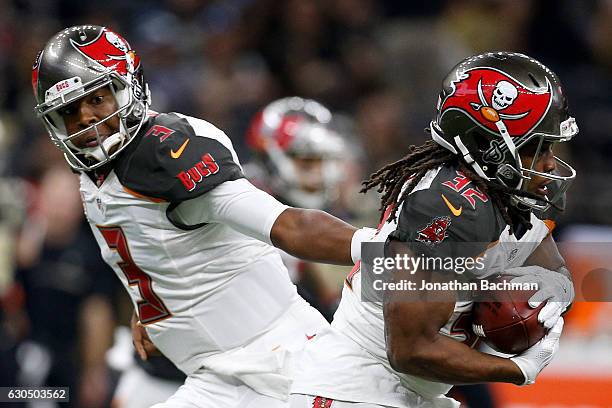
[472,275,548,354]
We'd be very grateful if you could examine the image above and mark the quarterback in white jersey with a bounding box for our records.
[32,25,373,407]
[291,52,577,407]
[112,95,352,408]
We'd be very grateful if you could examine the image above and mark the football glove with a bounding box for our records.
[510,317,564,385]
[506,265,574,329]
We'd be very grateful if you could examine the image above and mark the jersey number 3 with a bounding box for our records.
[98,226,172,324]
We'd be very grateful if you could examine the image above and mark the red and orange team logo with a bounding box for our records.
[416,216,451,245]
[71,28,139,75]
[440,68,552,137]
[312,396,333,408]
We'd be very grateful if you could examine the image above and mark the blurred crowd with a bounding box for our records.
[1,0,611,407]
[1,0,611,223]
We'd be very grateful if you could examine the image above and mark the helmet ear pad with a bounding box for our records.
[438,112,515,175]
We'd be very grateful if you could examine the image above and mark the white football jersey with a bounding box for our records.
[79,112,324,375]
[292,165,552,407]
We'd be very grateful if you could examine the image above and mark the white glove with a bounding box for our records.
[510,317,564,385]
[505,266,574,329]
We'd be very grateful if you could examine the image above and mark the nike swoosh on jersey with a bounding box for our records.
[170,139,190,159]
[441,194,462,216]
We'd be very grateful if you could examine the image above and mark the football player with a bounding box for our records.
[245,97,347,211]
[245,96,352,319]
[290,52,576,407]
[112,97,352,408]
[31,26,375,408]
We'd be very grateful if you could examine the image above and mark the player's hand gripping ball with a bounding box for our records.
[472,275,547,354]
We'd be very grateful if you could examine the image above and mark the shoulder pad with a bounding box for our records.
[115,113,243,202]
[390,164,503,248]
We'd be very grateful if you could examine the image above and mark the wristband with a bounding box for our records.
[351,227,377,264]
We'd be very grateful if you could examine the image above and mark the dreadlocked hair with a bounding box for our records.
[361,140,553,234]
[361,140,453,219]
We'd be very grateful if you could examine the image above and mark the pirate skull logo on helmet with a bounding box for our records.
[105,31,128,53]
[492,80,518,111]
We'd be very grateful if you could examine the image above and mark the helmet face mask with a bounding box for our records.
[512,132,576,211]
[430,52,578,211]
[32,25,150,171]
[246,97,346,209]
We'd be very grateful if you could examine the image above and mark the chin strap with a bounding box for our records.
[430,121,491,181]
[82,131,127,162]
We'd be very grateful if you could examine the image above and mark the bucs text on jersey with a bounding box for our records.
[80,111,328,376]
[291,163,555,408]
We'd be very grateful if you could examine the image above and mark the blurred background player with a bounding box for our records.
[245,96,361,319]
[245,97,346,212]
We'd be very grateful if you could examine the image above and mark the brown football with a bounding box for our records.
[472,275,547,354]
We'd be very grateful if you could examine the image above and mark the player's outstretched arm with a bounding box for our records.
[270,208,359,265]
[170,178,373,266]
